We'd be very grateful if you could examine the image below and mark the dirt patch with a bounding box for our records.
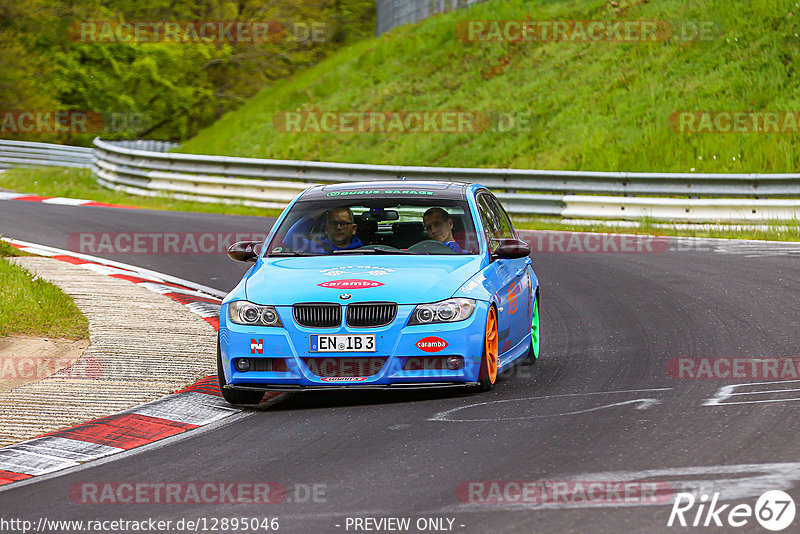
[0,336,89,392]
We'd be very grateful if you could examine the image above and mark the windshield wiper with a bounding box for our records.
[268,251,310,257]
[333,247,420,255]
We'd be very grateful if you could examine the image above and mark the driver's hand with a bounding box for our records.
[444,241,460,251]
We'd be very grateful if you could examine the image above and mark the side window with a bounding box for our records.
[485,195,515,239]
[477,195,498,251]
[477,192,514,252]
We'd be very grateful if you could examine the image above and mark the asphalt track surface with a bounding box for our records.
[2,200,800,533]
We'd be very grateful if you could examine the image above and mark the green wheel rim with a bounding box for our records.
[531,296,540,359]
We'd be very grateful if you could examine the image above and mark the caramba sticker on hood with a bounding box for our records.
[317,279,384,289]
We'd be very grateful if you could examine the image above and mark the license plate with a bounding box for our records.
[310,334,376,352]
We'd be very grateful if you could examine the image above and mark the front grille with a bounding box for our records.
[403,356,461,370]
[346,302,397,327]
[293,303,341,328]
[303,357,387,377]
[251,358,288,372]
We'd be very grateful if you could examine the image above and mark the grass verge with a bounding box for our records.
[0,241,30,257]
[515,218,800,242]
[0,240,89,339]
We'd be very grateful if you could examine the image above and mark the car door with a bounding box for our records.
[476,192,531,363]
[485,195,532,342]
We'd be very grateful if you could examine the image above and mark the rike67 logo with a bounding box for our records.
[668,490,796,531]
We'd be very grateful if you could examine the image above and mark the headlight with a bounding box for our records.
[228,301,283,327]
[408,298,476,325]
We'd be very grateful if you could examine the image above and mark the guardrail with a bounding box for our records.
[3,137,800,223]
[92,138,313,210]
[376,0,487,35]
[97,139,178,152]
[91,138,800,222]
[0,140,93,169]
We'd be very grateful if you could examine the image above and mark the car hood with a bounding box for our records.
[244,255,484,305]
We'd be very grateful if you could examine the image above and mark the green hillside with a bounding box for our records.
[179,0,800,174]
[0,0,373,144]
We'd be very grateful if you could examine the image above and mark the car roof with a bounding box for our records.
[298,180,479,201]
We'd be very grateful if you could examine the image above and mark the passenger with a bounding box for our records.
[284,207,363,253]
[423,207,464,253]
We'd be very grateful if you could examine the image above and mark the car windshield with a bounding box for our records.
[266,197,480,256]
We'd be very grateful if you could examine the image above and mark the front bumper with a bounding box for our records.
[219,302,488,389]
[226,382,480,392]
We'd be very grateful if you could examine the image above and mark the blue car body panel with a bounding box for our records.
[218,181,538,391]
[243,255,484,305]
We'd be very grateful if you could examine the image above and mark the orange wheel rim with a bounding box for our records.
[485,307,498,384]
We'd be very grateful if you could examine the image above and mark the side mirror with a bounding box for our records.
[227,241,261,262]
[491,238,531,260]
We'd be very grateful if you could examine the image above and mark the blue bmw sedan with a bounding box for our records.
[218,181,539,404]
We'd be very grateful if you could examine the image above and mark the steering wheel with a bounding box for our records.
[407,240,457,254]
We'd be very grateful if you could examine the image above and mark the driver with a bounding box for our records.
[423,207,464,253]
[284,206,362,253]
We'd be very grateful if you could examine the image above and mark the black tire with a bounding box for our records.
[217,340,265,405]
